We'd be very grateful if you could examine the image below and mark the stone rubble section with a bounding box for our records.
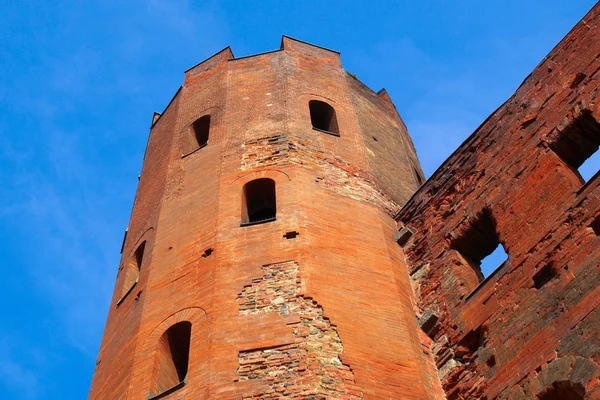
[240,133,400,216]
[289,140,401,216]
[237,261,363,400]
[241,134,289,171]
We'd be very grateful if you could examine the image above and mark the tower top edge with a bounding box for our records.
[184,36,341,76]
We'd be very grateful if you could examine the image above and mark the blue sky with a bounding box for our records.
[1,1,598,398]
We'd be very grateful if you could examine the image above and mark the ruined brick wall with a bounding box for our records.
[236,261,362,399]
[397,4,600,399]
[90,37,441,399]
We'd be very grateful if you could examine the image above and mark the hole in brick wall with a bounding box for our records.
[119,241,146,301]
[550,110,600,183]
[580,148,600,181]
[537,381,585,400]
[569,72,587,89]
[480,244,509,279]
[591,216,600,236]
[486,354,496,368]
[201,248,214,258]
[455,326,485,361]
[284,231,299,239]
[241,178,276,226]
[150,321,191,397]
[452,209,508,281]
[395,226,415,247]
[372,136,378,141]
[309,100,339,135]
[533,262,558,289]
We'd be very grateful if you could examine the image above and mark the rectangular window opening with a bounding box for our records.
[480,244,509,279]
[533,262,558,289]
[550,110,600,183]
[452,209,508,282]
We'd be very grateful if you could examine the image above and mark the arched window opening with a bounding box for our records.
[150,321,192,398]
[182,115,211,156]
[309,100,339,136]
[537,381,585,400]
[241,178,276,226]
[191,115,210,149]
[119,241,146,303]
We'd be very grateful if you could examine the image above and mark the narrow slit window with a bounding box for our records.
[150,321,191,398]
[241,178,276,226]
[452,209,508,282]
[549,110,600,183]
[309,100,339,136]
[119,241,145,302]
[414,167,425,186]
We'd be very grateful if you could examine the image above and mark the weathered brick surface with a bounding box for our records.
[89,37,440,399]
[236,261,362,399]
[397,3,600,399]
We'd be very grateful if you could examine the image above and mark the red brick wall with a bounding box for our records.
[89,37,440,399]
[397,4,600,399]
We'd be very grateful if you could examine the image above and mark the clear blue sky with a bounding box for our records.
[1,1,598,398]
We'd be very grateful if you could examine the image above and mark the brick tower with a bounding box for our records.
[89,37,442,400]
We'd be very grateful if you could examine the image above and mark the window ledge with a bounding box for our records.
[577,169,600,196]
[148,381,185,400]
[116,280,138,307]
[240,217,277,227]
[465,261,507,302]
[181,142,208,158]
[312,127,340,137]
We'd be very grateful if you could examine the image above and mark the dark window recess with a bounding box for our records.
[151,321,191,398]
[538,381,585,400]
[418,310,439,337]
[284,231,299,239]
[533,262,558,289]
[183,115,211,156]
[309,100,339,136]
[414,167,425,186]
[241,178,276,226]
[192,115,210,148]
[591,215,600,236]
[455,326,485,360]
[550,110,600,183]
[452,209,508,281]
[395,226,415,247]
[119,241,146,302]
